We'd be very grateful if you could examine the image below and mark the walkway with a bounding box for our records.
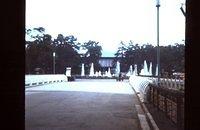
[25,79,143,130]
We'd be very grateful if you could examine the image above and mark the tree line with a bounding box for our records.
[25,27,102,75]
[114,40,185,76]
[26,27,184,76]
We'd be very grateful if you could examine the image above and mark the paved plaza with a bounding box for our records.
[25,79,143,130]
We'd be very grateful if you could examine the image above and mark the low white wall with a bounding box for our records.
[129,75,152,102]
[25,74,68,87]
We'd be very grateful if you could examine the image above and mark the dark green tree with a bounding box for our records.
[52,34,81,74]
[81,40,102,74]
[25,27,81,74]
[114,41,184,76]
[160,43,185,76]
[25,27,54,74]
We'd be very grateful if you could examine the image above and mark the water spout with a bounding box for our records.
[107,67,112,77]
[81,63,85,76]
[149,62,153,76]
[155,64,158,76]
[115,61,120,76]
[89,63,95,77]
[126,65,133,76]
[140,60,151,76]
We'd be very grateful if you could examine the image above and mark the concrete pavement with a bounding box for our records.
[25,79,145,130]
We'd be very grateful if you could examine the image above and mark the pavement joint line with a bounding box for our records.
[129,82,160,130]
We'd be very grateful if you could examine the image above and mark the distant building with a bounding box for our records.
[98,57,115,73]
[98,57,114,68]
[78,49,123,74]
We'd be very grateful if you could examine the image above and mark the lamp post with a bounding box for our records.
[156,0,160,86]
[53,52,55,74]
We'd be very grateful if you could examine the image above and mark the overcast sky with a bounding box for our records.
[26,0,185,57]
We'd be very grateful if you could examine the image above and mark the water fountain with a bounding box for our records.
[98,71,102,77]
[155,64,158,76]
[149,62,153,76]
[140,60,148,75]
[126,65,133,76]
[105,71,108,77]
[81,63,85,76]
[144,60,149,75]
[95,71,99,77]
[140,60,150,76]
[133,64,138,76]
[115,61,120,76]
[89,63,95,77]
[107,67,112,77]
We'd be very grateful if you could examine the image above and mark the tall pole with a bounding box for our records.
[53,52,55,74]
[156,0,160,86]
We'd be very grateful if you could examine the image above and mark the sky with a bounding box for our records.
[26,0,185,57]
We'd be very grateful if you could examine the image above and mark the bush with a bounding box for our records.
[67,76,75,81]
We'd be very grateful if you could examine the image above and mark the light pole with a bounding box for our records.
[156,0,160,86]
[53,52,55,74]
